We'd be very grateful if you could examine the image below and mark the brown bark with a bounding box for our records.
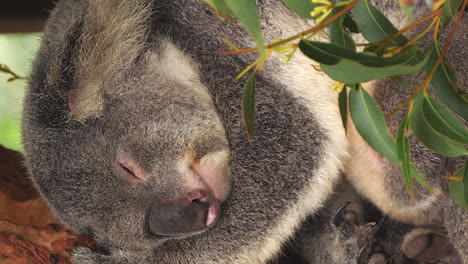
[0,220,106,264]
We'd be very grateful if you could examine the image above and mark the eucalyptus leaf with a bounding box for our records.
[425,42,468,120]
[299,40,419,67]
[320,54,427,83]
[203,0,232,17]
[343,14,359,33]
[349,87,398,163]
[449,162,468,208]
[353,0,408,45]
[242,72,256,140]
[297,41,428,83]
[423,96,468,145]
[299,40,341,65]
[396,116,414,197]
[398,0,414,18]
[330,7,356,50]
[349,87,434,192]
[283,0,319,19]
[410,92,468,157]
[339,88,348,130]
[225,0,265,56]
[442,0,463,28]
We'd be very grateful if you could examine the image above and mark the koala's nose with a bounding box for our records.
[147,189,220,237]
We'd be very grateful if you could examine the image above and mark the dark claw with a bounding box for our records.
[332,201,352,227]
[332,201,361,239]
[357,246,371,264]
[370,216,387,237]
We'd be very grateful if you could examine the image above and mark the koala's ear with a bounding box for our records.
[68,83,104,122]
[66,0,152,122]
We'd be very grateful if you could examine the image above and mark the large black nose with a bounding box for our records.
[147,189,220,236]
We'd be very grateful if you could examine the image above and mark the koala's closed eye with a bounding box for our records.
[117,157,147,183]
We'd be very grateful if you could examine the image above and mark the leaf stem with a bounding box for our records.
[385,0,467,118]
[220,0,360,55]
[374,9,442,53]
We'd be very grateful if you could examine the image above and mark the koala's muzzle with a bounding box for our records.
[148,189,220,236]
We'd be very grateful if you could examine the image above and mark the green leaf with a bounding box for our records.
[321,55,427,83]
[398,0,414,18]
[330,7,356,50]
[343,14,359,33]
[242,72,256,140]
[449,162,468,208]
[349,86,435,192]
[442,0,463,28]
[299,40,341,65]
[203,0,233,17]
[396,116,414,198]
[225,0,265,56]
[410,92,468,157]
[353,0,408,45]
[425,42,468,120]
[283,0,319,19]
[349,87,398,163]
[339,87,348,131]
[423,96,468,144]
[299,40,427,83]
[300,40,419,67]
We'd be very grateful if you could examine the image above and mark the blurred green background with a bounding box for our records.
[0,33,42,152]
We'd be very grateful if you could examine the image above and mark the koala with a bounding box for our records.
[21,0,467,263]
[344,1,468,263]
[22,0,347,263]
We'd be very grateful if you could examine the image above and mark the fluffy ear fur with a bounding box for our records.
[71,0,152,121]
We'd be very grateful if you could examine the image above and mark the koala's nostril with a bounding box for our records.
[147,190,220,237]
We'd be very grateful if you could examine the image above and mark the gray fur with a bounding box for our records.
[21,0,467,263]
[22,0,346,263]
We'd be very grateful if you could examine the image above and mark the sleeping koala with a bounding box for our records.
[22,0,466,263]
[22,0,347,263]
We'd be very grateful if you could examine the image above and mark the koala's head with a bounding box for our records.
[22,0,231,250]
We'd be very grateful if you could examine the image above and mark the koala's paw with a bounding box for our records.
[402,229,464,264]
[71,248,126,264]
[332,201,360,239]
[354,217,399,264]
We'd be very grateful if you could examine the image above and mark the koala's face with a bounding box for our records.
[24,45,232,251]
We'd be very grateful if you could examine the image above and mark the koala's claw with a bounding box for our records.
[332,201,361,239]
[355,217,393,264]
[332,202,353,226]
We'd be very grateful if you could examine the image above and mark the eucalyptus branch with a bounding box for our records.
[220,0,360,55]
[386,0,468,118]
